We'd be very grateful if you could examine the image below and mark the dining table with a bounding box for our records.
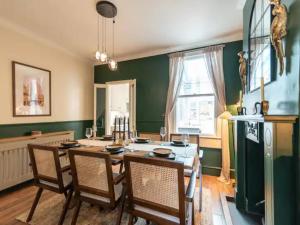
[73,139,200,171]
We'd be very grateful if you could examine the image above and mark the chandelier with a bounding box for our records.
[95,1,118,71]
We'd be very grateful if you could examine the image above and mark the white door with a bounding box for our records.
[94,80,136,136]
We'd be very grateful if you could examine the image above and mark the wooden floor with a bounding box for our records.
[0,175,234,225]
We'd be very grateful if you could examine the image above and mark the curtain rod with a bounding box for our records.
[168,43,226,57]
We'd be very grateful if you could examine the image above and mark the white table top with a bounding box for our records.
[77,139,198,168]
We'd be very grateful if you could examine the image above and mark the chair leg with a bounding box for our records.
[26,187,43,222]
[192,200,195,225]
[116,186,126,225]
[127,214,133,225]
[58,189,73,225]
[199,164,203,212]
[71,199,82,225]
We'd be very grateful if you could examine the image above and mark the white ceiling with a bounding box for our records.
[0,0,244,62]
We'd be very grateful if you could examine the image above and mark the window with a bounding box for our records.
[175,56,215,135]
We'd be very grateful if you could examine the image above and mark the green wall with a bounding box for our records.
[95,40,243,176]
[0,120,93,140]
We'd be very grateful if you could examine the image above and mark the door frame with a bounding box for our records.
[93,79,136,135]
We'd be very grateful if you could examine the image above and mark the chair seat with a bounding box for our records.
[39,170,72,189]
[80,173,123,203]
[134,205,180,224]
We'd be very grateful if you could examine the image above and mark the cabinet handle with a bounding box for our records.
[265,152,271,158]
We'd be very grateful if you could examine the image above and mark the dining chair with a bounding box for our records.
[68,150,124,225]
[27,144,73,225]
[170,133,203,212]
[123,155,196,225]
[139,132,161,141]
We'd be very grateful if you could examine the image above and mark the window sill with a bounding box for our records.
[200,136,221,149]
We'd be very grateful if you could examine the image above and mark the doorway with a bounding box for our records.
[94,80,136,136]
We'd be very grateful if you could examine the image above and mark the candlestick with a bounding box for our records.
[260,75,264,102]
[127,117,130,139]
[113,117,117,141]
[123,116,126,140]
[239,90,243,107]
[118,117,120,140]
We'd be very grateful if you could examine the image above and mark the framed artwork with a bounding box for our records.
[12,61,51,117]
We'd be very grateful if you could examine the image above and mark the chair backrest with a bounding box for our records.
[170,133,200,152]
[112,130,128,141]
[124,155,186,224]
[139,132,161,141]
[28,144,64,191]
[68,150,116,205]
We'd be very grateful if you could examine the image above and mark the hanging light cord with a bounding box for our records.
[113,18,115,58]
[97,15,100,51]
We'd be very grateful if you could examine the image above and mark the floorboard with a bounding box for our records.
[0,175,234,225]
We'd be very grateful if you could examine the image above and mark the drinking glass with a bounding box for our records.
[130,130,137,143]
[181,133,190,157]
[160,127,167,141]
[85,128,93,139]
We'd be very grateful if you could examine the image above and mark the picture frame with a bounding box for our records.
[12,61,51,117]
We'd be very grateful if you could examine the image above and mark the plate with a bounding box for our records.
[135,137,150,143]
[61,141,78,147]
[153,148,172,157]
[148,152,176,160]
[109,148,124,155]
[171,142,189,147]
[106,144,123,151]
[102,135,113,140]
[172,140,184,145]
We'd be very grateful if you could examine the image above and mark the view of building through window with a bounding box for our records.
[176,56,215,135]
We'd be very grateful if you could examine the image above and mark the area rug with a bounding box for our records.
[16,188,212,225]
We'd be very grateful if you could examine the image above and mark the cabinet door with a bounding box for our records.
[264,122,274,225]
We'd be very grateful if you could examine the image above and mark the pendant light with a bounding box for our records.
[95,0,118,70]
[108,19,118,71]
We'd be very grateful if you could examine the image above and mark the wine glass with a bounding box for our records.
[160,127,167,141]
[85,128,93,139]
[181,133,190,157]
[130,130,137,143]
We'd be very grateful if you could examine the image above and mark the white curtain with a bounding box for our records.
[203,45,227,115]
[202,45,231,184]
[165,52,184,138]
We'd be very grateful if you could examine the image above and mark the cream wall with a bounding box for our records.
[0,25,93,124]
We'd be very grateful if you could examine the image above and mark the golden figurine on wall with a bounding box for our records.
[238,51,247,93]
[270,0,288,75]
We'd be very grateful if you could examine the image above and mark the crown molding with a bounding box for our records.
[94,30,243,66]
[0,17,91,63]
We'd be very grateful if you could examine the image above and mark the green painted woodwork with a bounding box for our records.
[0,120,93,140]
[234,121,247,211]
[243,0,300,116]
[94,41,243,176]
[243,0,300,224]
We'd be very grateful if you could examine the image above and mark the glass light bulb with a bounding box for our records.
[108,59,118,71]
[95,51,101,60]
[100,52,108,62]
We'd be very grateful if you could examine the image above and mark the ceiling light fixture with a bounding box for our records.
[95,1,118,71]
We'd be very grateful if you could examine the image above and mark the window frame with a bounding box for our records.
[175,56,217,136]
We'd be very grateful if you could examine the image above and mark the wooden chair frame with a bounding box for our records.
[68,150,124,225]
[27,144,73,225]
[124,155,196,225]
[170,133,203,212]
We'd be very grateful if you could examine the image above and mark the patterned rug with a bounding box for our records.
[16,188,212,225]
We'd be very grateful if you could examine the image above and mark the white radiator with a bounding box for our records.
[0,131,74,191]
